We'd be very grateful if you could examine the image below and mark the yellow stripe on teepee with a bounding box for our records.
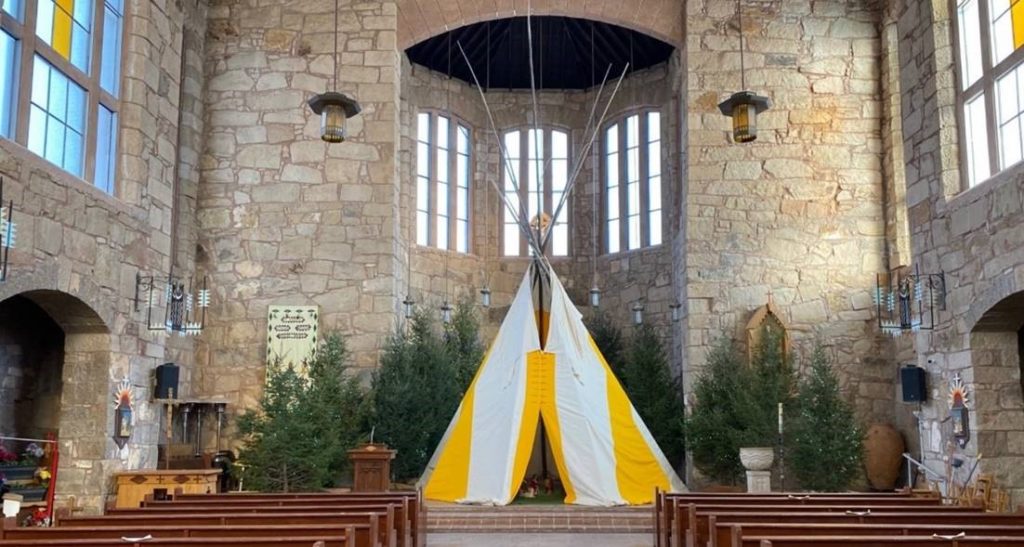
[52,5,72,61]
[423,394,474,501]
[508,351,544,501]
[424,343,497,502]
[534,351,577,504]
[1013,0,1024,49]
[590,336,671,504]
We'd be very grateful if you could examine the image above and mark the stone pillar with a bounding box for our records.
[746,471,772,493]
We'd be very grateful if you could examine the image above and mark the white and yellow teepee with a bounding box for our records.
[419,263,686,506]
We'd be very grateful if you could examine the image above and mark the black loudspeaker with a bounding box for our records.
[155,363,179,399]
[901,365,927,402]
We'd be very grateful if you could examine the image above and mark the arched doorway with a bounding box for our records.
[969,290,1024,503]
[0,295,66,441]
[0,289,110,507]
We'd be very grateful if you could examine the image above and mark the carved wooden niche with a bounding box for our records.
[745,298,790,363]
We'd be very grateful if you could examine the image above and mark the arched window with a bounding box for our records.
[416,111,472,253]
[501,127,570,257]
[604,110,662,253]
[1,0,124,193]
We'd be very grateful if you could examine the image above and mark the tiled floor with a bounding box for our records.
[428,533,651,546]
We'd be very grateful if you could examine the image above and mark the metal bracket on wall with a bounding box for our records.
[134,270,210,335]
[875,265,947,335]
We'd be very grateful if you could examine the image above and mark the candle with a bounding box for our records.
[778,402,783,434]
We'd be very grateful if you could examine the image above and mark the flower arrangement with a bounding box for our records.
[34,468,51,485]
[22,443,44,464]
[0,446,18,465]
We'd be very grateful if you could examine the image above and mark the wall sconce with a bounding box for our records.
[874,265,946,336]
[135,271,210,335]
[480,286,491,308]
[589,285,601,308]
[632,301,645,325]
[670,302,682,323]
[306,0,361,143]
[441,301,452,324]
[718,0,771,143]
[0,177,18,282]
[949,373,970,449]
[112,378,133,449]
[402,294,416,319]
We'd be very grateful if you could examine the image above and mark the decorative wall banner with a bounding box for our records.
[266,305,319,376]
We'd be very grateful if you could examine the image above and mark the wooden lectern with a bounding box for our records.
[348,443,395,492]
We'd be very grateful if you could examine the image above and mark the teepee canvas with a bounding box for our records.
[419,263,686,506]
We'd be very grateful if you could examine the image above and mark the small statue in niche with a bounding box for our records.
[167,282,186,331]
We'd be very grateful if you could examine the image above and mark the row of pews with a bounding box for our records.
[0,490,425,547]
[654,489,1024,547]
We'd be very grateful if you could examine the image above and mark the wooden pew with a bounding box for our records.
[3,517,376,547]
[102,503,408,547]
[55,509,400,547]
[682,510,1024,547]
[654,490,939,547]
[156,490,425,547]
[0,536,355,547]
[751,536,1024,547]
[714,523,1024,547]
[677,505,988,547]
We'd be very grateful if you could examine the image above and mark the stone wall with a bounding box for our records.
[195,0,401,416]
[399,55,682,348]
[0,0,207,509]
[895,0,1024,502]
[683,0,893,425]
[396,0,684,50]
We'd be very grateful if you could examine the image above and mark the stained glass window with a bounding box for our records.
[956,0,1024,187]
[3,0,124,193]
[36,0,93,72]
[28,55,86,176]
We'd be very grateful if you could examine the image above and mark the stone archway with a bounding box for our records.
[969,290,1024,503]
[396,0,684,50]
[0,288,111,509]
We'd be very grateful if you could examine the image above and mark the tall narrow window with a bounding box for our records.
[1,0,124,192]
[501,127,570,257]
[415,111,472,253]
[604,110,663,252]
[0,31,17,138]
[954,0,1024,187]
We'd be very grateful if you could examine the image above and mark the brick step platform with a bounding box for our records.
[426,502,653,533]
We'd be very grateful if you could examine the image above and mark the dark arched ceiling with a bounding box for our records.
[405,16,676,91]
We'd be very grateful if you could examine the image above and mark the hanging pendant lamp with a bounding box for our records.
[718,0,770,143]
[307,0,361,142]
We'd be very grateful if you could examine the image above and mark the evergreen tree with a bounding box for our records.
[685,328,796,485]
[735,325,795,447]
[370,309,462,481]
[684,337,747,484]
[586,313,626,379]
[445,296,485,392]
[622,324,686,467]
[235,332,365,492]
[789,345,864,491]
[305,334,367,482]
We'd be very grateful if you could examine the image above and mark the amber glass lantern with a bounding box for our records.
[718,91,771,143]
[308,92,361,143]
